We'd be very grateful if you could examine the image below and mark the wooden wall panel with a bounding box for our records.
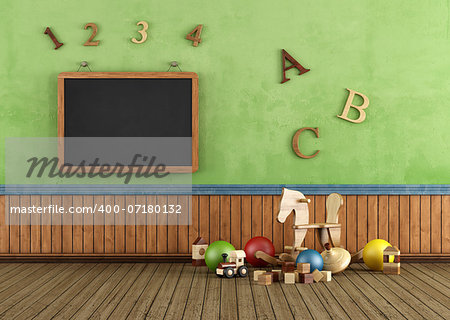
[209,196,220,244]
[0,194,449,258]
[314,196,326,252]
[72,195,83,254]
[83,195,94,254]
[399,195,410,253]
[357,195,367,251]
[20,195,31,253]
[262,196,272,243]
[41,195,52,253]
[346,196,357,254]
[220,195,231,243]
[410,196,420,254]
[199,196,209,246]
[251,196,262,239]
[378,195,388,242]
[126,195,136,253]
[51,195,62,253]
[367,196,378,242]
[136,195,147,254]
[443,196,450,253]
[9,196,20,254]
[167,195,178,253]
[188,196,199,254]
[104,195,115,254]
[241,196,251,249]
[114,195,125,254]
[156,195,167,254]
[0,196,8,253]
[430,196,441,254]
[388,195,399,248]
[339,196,347,250]
[420,196,431,253]
[178,195,190,253]
[230,196,241,250]
[272,195,283,254]
[147,195,157,254]
[304,196,314,249]
[93,195,105,254]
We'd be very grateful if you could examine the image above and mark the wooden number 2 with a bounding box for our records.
[186,24,203,47]
[132,21,148,44]
[44,27,63,50]
[84,23,100,46]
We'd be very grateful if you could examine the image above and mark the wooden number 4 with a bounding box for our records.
[186,25,203,47]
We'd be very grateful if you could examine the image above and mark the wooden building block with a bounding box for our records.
[272,269,283,281]
[284,272,296,284]
[294,270,300,282]
[297,263,310,274]
[383,246,400,263]
[192,237,208,266]
[383,263,400,275]
[299,273,314,284]
[312,269,324,282]
[320,271,332,282]
[254,270,266,281]
[270,271,280,282]
[258,273,273,286]
[282,261,296,273]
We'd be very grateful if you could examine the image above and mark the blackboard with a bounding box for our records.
[58,72,199,172]
[64,78,192,137]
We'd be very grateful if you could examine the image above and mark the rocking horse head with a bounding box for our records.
[277,188,311,224]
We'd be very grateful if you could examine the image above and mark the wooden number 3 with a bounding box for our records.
[186,25,203,47]
[132,21,148,44]
[84,23,100,46]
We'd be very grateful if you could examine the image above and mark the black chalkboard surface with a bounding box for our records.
[64,78,192,137]
[58,72,199,172]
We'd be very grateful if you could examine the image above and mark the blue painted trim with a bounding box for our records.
[0,184,449,195]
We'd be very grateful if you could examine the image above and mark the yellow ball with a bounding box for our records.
[363,239,393,271]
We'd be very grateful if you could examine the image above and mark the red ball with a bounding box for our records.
[244,236,275,267]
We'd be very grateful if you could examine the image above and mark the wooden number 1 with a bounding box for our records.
[84,23,100,46]
[44,27,63,50]
[186,24,203,47]
[131,21,149,44]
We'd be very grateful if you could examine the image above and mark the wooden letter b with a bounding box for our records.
[337,88,370,123]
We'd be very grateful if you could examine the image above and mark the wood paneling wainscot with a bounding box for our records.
[0,195,448,260]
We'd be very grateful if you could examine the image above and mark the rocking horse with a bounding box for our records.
[277,188,343,259]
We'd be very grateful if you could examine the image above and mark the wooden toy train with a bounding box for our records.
[216,250,248,278]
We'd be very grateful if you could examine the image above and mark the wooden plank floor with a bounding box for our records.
[0,263,448,319]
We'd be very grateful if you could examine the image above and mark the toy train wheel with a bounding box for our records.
[238,266,248,277]
[224,267,234,278]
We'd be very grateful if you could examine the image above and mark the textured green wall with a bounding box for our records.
[0,0,449,184]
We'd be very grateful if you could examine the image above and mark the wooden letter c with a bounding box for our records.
[292,127,320,159]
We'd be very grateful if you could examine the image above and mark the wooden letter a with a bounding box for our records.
[281,49,310,84]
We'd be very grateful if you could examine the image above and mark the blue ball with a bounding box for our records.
[296,249,324,272]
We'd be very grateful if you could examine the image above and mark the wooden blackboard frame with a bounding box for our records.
[57,72,199,173]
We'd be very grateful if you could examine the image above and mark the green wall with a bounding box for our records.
[0,0,449,184]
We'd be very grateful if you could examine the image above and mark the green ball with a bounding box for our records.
[205,241,236,271]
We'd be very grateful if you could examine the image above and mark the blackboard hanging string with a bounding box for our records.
[77,61,92,72]
[167,61,182,72]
